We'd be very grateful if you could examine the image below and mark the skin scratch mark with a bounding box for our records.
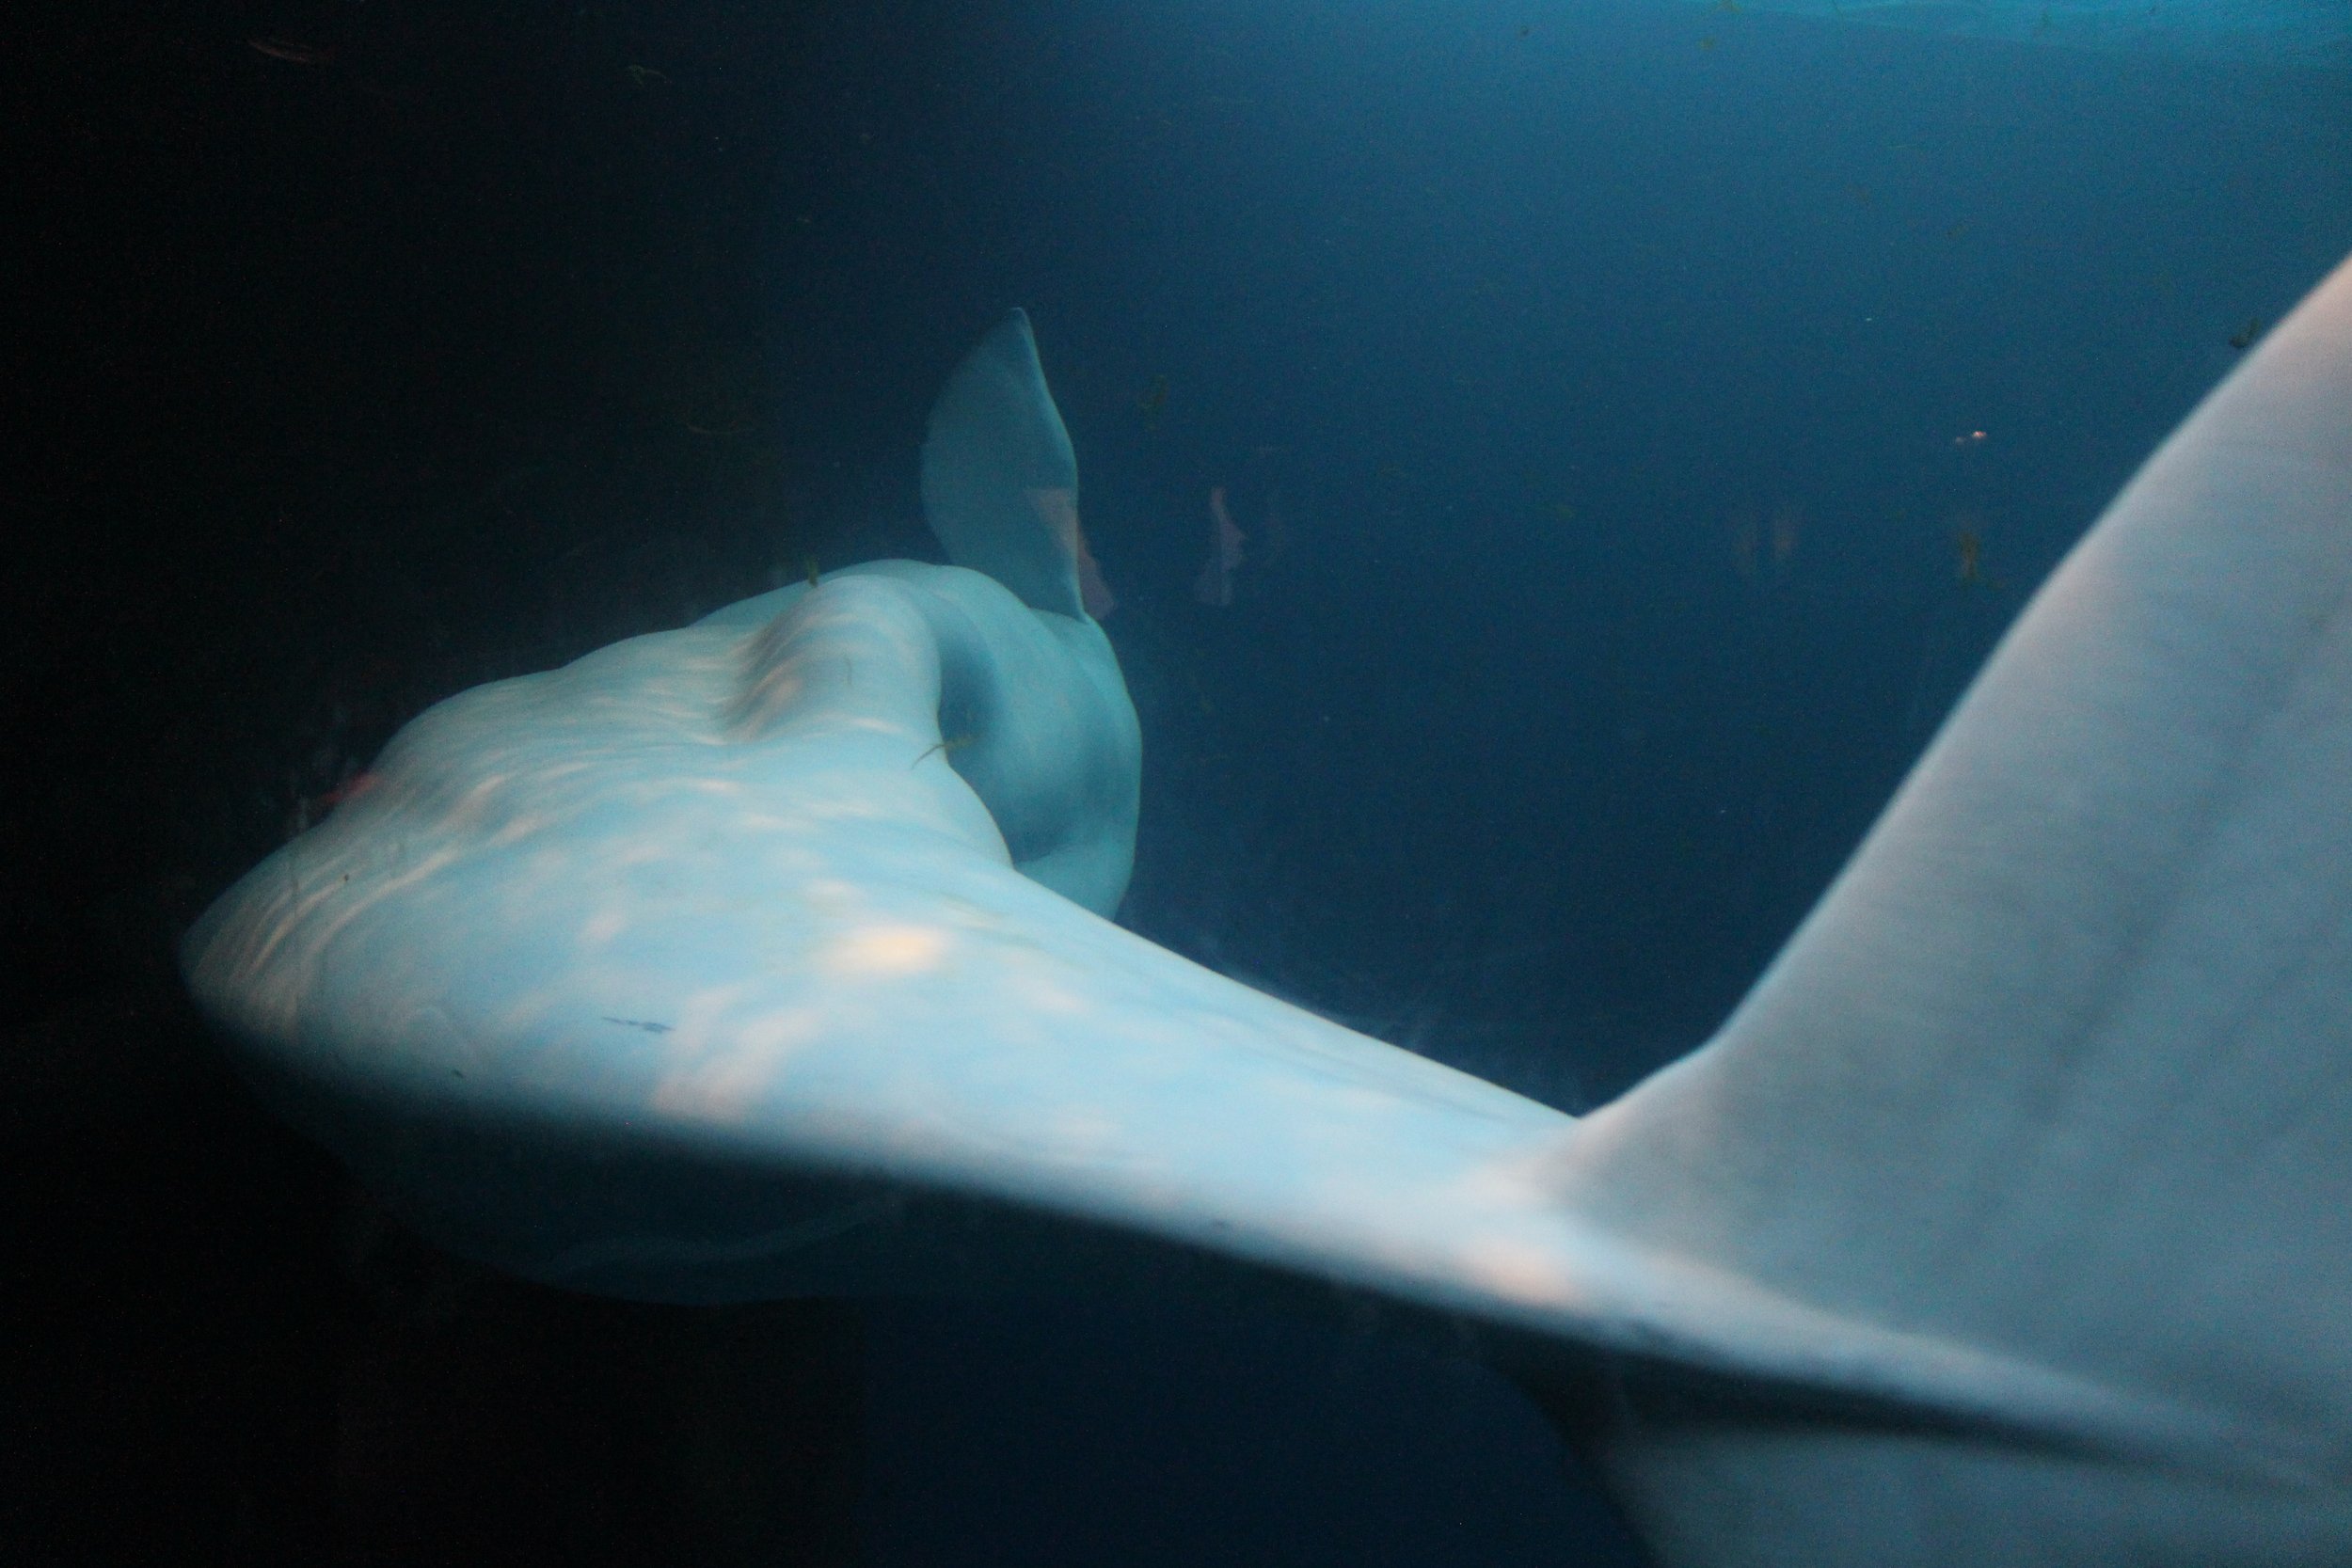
[911,734,977,768]
[603,1016,675,1035]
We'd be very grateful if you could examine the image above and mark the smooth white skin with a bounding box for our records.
[185,261,2352,1566]
[1560,249,2352,1565]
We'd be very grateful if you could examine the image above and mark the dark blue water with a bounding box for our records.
[12,1,2347,1562]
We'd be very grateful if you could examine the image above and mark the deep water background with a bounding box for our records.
[11,1,2349,1563]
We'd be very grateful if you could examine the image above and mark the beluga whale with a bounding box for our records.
[183,257,2352,1565]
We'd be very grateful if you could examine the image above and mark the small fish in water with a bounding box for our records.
[1196,486,1247,608]
[1955,528,1983,585]
[1137,375,1168,421]
[803,555,822,589]
[2229,317,2267,351]
[1953,429,1987,449]
[1698,36,1719,51]
[1026,483,1118,618]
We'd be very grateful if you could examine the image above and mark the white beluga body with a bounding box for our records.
[185,264,2352,1564]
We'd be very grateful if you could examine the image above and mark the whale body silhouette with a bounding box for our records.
[185,261,2352,1565]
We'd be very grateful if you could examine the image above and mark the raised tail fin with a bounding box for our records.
[920,309,1095,620]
